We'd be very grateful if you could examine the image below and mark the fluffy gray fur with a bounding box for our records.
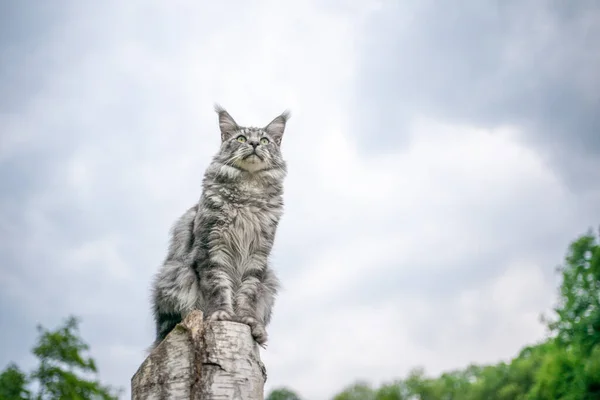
[150,105,290,348]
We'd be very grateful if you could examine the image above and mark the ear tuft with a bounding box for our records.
[264,110,291,145]
[214,103,239,141]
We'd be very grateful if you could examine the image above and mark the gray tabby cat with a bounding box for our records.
[150,105,289,349]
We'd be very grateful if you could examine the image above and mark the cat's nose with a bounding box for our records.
[249,141,259,149]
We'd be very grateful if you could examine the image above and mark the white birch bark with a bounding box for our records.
[131,310,266,400]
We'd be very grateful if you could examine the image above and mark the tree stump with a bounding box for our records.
[131,310,266,399]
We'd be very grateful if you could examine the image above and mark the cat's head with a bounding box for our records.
[213,104,290,173]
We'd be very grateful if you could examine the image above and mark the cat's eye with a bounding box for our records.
[260,137,270,145]
[236,135,247,143]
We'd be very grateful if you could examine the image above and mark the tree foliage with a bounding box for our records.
[0,364,30,400]
[333,382,376,400]
[266,387,303,400]
[0,316,120,400]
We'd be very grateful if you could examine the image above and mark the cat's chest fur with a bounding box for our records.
[205,179,281,272]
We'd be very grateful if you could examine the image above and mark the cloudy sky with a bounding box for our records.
[1,0,599,398]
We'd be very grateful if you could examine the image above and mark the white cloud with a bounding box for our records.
[262,117,579,399]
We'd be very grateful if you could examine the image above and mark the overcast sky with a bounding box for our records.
[1,1,599,399]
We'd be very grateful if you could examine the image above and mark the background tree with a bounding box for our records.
[531,228,600,399]
[333,382,376,400]
[0,316,120,400]
[266,387,303,400]
[0,364,30,400]
[549,229,600,353]
[374,381,406,400]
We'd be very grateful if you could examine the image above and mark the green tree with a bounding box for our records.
[266,387,303,400]
[0,316,120,400]
[403,367,445,400]
[333,382,375,400]
[549,229,600,354]
[374,381,405,400]
[499,343,548,400]
[533,229,600,399]
[0,364,30,400]
[527,343,582,400]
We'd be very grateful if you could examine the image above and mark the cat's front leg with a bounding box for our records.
[235,267,269,346]
[200,267,235,322]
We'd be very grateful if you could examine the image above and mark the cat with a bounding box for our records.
[150,105,289,349]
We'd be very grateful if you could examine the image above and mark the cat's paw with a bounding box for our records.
[208,310,233,322]
[237,316,268,346]
[251,324,268,347]
[237,315,259,328]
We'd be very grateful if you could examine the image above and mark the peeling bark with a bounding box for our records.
[132,311,265,399]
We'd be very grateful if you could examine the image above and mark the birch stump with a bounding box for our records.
[131,310,267,400]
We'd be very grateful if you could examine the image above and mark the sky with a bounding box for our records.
[1,0,599,399]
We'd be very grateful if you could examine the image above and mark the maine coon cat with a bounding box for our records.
[150,105,289,348]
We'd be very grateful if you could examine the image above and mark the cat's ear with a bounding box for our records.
[264,110,291,145]
[214,104,240,141]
